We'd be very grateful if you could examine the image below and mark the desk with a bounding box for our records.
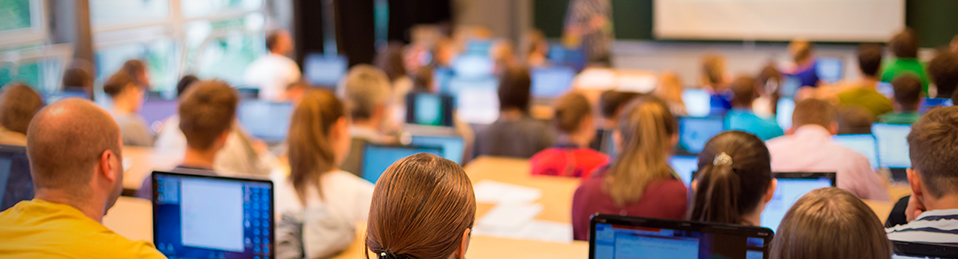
[465,157,580,223]
[122,146,179,191]
[103,196,153,242]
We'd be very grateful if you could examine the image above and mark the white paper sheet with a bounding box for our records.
[472,180,542,204]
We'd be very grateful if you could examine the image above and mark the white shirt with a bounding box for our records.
[244,53,302,102]
[153,115,278,176]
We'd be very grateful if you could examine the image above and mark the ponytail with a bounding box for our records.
[688,131,773,225]
[288,90,346,204]
[604,96,677,206]
[689,157,744,224]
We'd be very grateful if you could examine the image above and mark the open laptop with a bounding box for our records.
[237,100,294,143]
[682,89,712,118]
[668,155,698,187]
[815,57,844,84]
[676,116,725,156]
[359,144,443,183]
[920,97,954,114]
[531,66,576,102]
[776,98,795,131]
[452,76,499,125]
[152,171,274,259]
[303,54,348,89]
[410,135,465,165]
[832,134,880,171]
[0,145,31,211]
[760,172,837,232]
[872,123,912,182]
[779,75,802,98]
[893,241,958,259]
[406,92,455,127]
[590,215,773,259]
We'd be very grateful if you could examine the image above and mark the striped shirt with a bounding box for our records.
[886,209,958,245]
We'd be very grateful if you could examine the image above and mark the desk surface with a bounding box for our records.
[122,146,179,190]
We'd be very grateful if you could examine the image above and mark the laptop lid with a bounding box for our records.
[303,54,347,88]
[815,57,844,84]
[453,77,499,125]
[668,155,698,187]
[359,144,443,183]
[590,214,773,259]
[760,172,837,232]
[0,145,31,211]
[676,116,725,156]
[531,66,576,100]
[237,100,294,143]
[406,92,455,127]
[832,134,880,171]
[409,135,465,165]
[682,89,711,118]
[872,123,911,169]
[151,171,274,259]
[776,98,795,131]
[920,97,954,114]
[893,241,958,259]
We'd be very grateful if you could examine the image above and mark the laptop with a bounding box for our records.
[531,66,576,101]
[453,77,500,125]
[590,215,773,259]
[920,97,954,114]
[676,116,725,156]
[668,155,698,186]
[548,44,587,72]
[815,57,844,84]
[359,144,443,183]
[893,241,958,259]
[237,100,294,143]
[832,134,880,171]
[434,67,455,95]
[682,89,712,118]
[776,98,795,131]
[151,171,274,259]
[0,145,31,211]
[406,92,455,127]
[303,54,348,88]
[760,172,837,232]
[409,135,465,165]
[451,54,494,80]
[779,75,802,98]
[872,123,912,182]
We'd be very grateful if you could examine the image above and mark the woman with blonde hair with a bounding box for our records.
[654,71,687,116]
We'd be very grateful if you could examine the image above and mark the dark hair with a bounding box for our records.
[889,29,919,59]
[689,131,772,225]
[891,75,922,111]
[0,82,44,134]
[858,44,884,77]
[792,98,835,129]
[730,76,757,107]
[62,67,93,88]
[907,106,958,198]
[497,66,532,112]
[102,71,139,98]
[412,66,434,92]
[599,91,640,119]
[176,75,200,98]
[770,188,892,259]
[121,59,147,86]
[553,92,592,134]
[836,106,874,135]
[374,42,408,82]
[266,30,286,52]
[927,52,958,98]
[178,80,238,150]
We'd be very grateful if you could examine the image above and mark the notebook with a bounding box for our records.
[590,215,773,259]
[152,171,274,259]
[237,100,294,143]
[761,172,837,232]
[359,144,443,183]
[893,241,958,259]
[0,145,31,211]
[832,134,880,171]
[676,116,725,155]
[410,135,465,165]
[303,54,347,88]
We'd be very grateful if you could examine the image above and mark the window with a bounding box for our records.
[0,45,73,95]
[0,0,47,48]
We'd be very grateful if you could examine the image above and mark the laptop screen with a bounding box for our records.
[360,144,443,183]
[590,215,773,259]
[406,93,454,127]
[0,145,31,211]
[760,172,836,232]
[451,54,494,79]
[682,89,711,118]
[815,58,844,84]
[152,172,274,259]
[872,123,912,169]
[776,98,795,131]
[303,54,347,88]
[410,135,465,165]
[237,100,294,143]
[668,155,698,186]
[832,134,880,171]
[531,67,576,99]
[677,117,725,155]
[779,76,802,98]
[920,97,954,114]
[453,77,499,124]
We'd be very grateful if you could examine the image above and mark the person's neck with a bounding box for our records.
[742,209,763,226]
[113,98,137,114]
[925,194,958,212]
[602,119,617,130]
[499,109,525,121]
[181,148,217,170]
[559,133,590,147]
[732,105,752,111]
[860,76,879,89]
[270,50,286,56]
[34,188,105,223]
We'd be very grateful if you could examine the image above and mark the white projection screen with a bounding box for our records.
[653,0,906,42]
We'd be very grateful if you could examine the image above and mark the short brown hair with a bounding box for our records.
[553,92,592,134]
[891,75,922,111]
[770,188,892,259]
[599,91,640,119]
[266,30,286,52]
[102,71,139,98]
[178,80,238,150]
[730,76,757,107]
[498,65,532,112]
[789,39,813,63]
[927,51,958,98]
[858,44,884,77]
[121,59,147,86]
[701,54,727,86]
[791,98,835,129]
[907,106,958,198]
[62,67,93,88]
[836,106,874,135]
[889,29,919,59]
[0,83,44,134]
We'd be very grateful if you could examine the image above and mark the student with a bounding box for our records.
[103,71,153,146]
[245,29,302,102]
[837,44,893,117]
[120,59,151,89]
[783,39,820,88]
[836,106,875,135]
[766,99,890,201]
[725,76,784,140]
[563,0,614,64]
[0,83,44,146]
[572,96,688,241]
[689,131,777,226]
[926,51,958,100]
[475,66,555,158]
[136,81,239,199]
[771,188,893,259]
[878,75,923,125]
[339,65,396,175]
[0,99,165,258]
[491,39,519,73]
[524,29,550,68]
[881,29,930,94]
[364,153,475,259]
[273,90,374,258]
[654,71,687,117]
[700,54,732,111]
[61,64,94,99]
[755,64,782,117]
[886,106,958,244]
[530,93,609,178]
[374,42,414,109]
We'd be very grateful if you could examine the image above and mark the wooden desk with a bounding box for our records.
[465,157,580,223]
[122,146,179,191]
[103,196,153,243]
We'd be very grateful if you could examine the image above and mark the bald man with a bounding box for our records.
[0,99,166,258]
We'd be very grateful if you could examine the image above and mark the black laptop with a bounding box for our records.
[0,145,31,211]
[893,241,958,259]
[590,214,773,259]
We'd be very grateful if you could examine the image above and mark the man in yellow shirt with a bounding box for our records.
[0,99,166,258]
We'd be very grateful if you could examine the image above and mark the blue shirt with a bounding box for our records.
[784,60,821,88]
[725,109,784,141]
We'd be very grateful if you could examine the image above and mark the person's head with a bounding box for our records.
[770,188,892,259]
[889,28,919,59]
[412,66,435,93]
[788,39,814,65]
[0,82,44,135]
[689,131,775,226]
[338,65,392,127]
[103,71,146,112]
[266,29,293,56]
[701,54,728,88]
[178,80,238,153]
[836,106,874,135]
[906,106,958,210]
[524,29,549,59]
[757,63,782,97]
[375,42,408,83]
[27,99,123,217]
[491,39,517,70]
[553,92,595,146]
[365,153,476,259]
[927,51,958,98]
[599,90,640,125]
[497,65,532,113]
[62,66,94,89]
[891,75,922,112]
[176,74,200,98]
[654,71,684,105]
[790,98,837,133]
[730,76,758,108]
[121,59,149,88]
[287,90,350,203]
[605,96,678,206]
[432,38,457,67]
[858,44,884,78]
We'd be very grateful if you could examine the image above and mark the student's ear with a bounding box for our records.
[455,228,471,259]
[906,169,928,222]
[763,178,778,203]
[99,149,121,183]
[907,169,924,201]
[670,134,679,147]
[828,122,839,135]
[691,179,698,192]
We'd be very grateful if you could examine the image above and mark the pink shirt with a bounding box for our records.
[766,125,890,201]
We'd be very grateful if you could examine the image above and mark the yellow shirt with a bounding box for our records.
[0,199,167,259]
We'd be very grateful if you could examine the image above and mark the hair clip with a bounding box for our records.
[713,152,733,166]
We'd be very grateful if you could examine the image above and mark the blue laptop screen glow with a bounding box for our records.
[451,54,494,79]
[592,223,767,259]
[776,98,795,131]
[682,89,711,118]
[678,117,724,154]
[815,58,844,84]
[669,156,697,187]
[531,67,576,99]
[872,123,911,169]
[920,98,954,114]
[761,176,833,232]
[238,100,294,143]
[832,134,880,171]
[0,147,31,212]
[361,145,443,183]
[153,173,273,259]
[411,136,465,164]
[304,54,347,87]
[453,77,499,124]
[409,93,450,127]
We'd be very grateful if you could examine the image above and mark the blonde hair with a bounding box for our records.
[603,96,677,206]
[701,54,727,88]
[287,90,346,203]
[655,71,685,106]
[337,65,391,121]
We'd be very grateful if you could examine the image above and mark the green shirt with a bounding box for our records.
[878,112,921,125]
[837,88,893,117]
[881,58,930,95]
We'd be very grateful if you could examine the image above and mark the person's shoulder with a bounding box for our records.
[326,170,374,191]
[96,235,166,259]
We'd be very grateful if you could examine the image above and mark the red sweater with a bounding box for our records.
[530,147,609,178]
[571,169,688,241]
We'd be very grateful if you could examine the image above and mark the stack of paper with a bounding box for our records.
[471,180,573,243]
